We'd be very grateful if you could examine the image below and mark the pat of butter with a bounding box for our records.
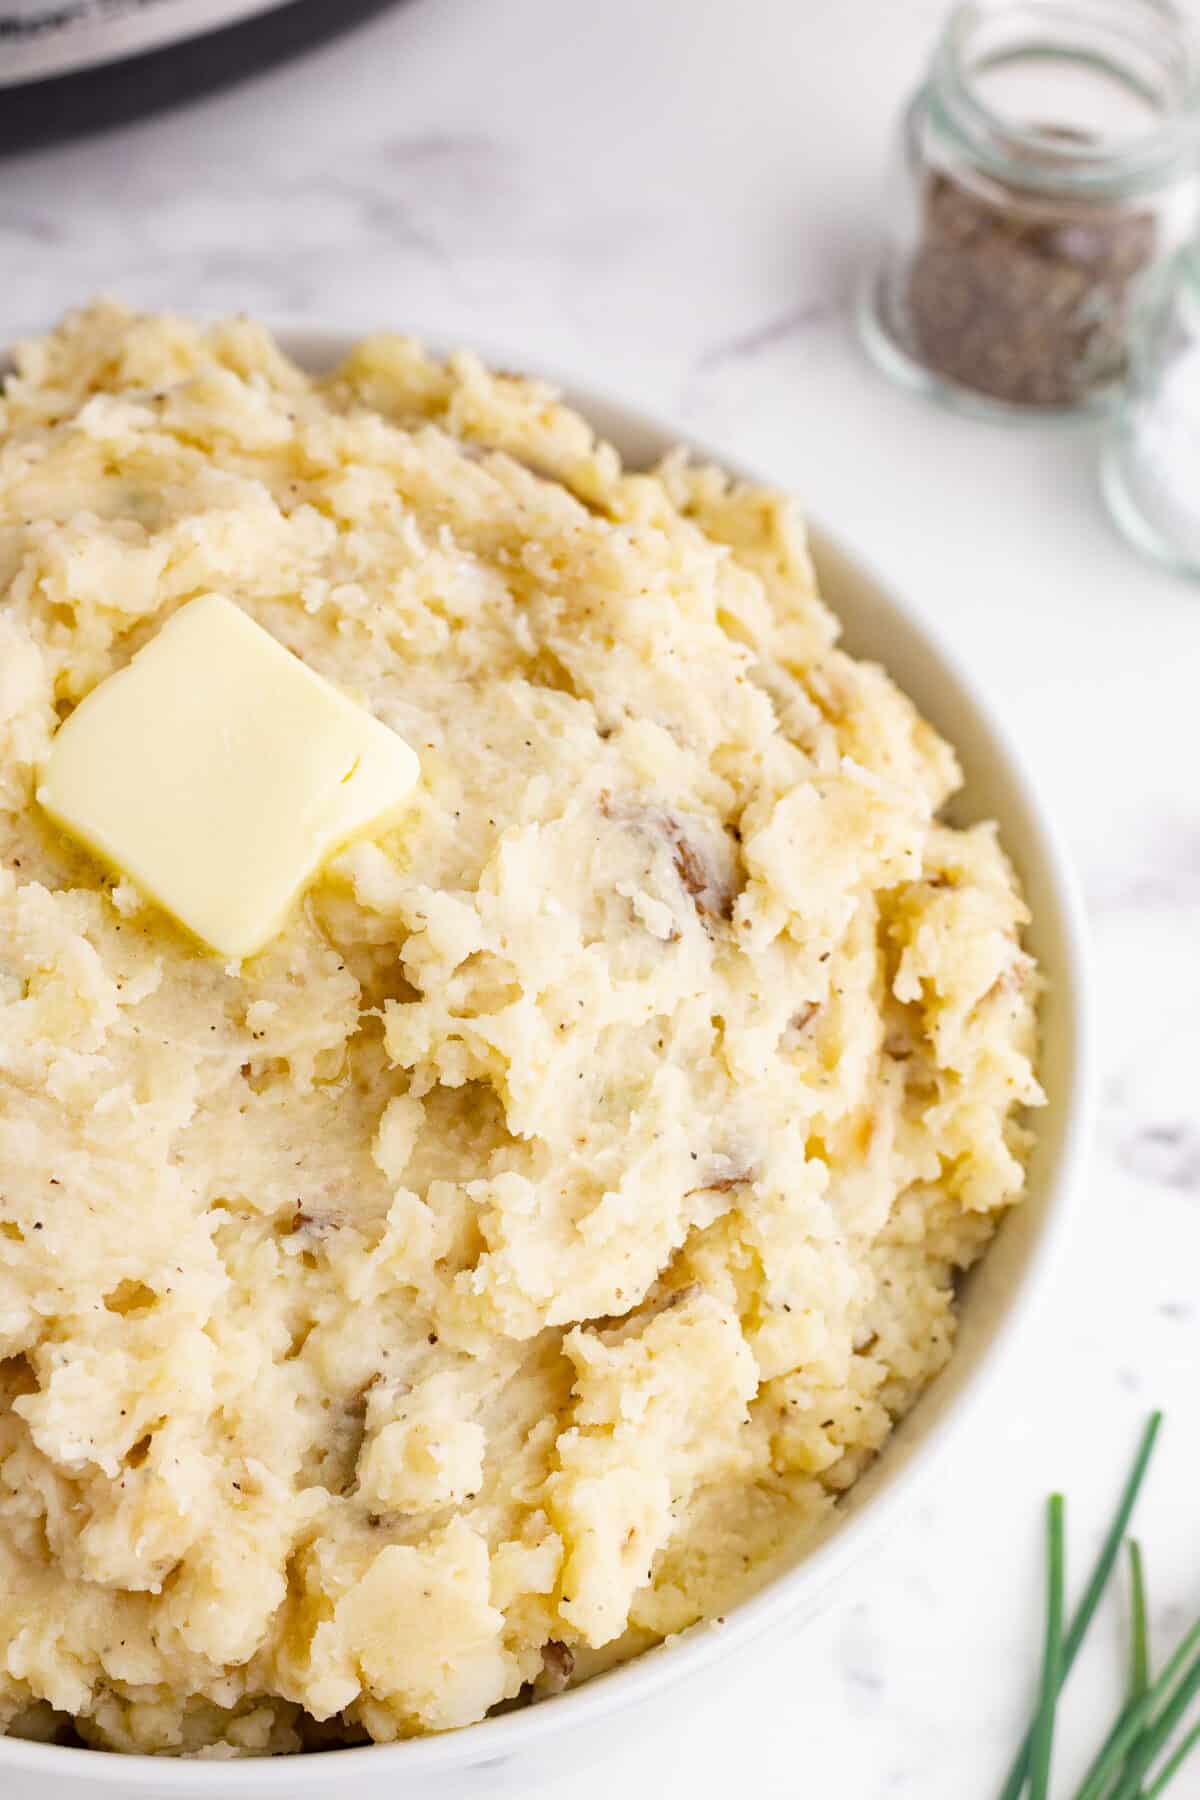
[37,594,419,960]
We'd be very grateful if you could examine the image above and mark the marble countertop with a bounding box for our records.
[3,2,1199,1795]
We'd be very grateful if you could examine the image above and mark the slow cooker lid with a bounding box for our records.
[0,0,291,88]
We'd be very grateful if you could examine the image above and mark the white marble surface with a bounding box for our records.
[3,2,1200,1795]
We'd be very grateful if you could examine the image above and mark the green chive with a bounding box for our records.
[1113,1540,1151,1798]
[1128,1541,1149,1702]
[1070,1547,1150,1800]
[1073,1688,1162,1800]
[1080,1544,1153,1797]
[1105,1641,1200,1800]
[1073,1618,1200,1800]
[997,1413,1164,1800]
[1028,1494,1065,1800]
[1143,1718,1200,1799]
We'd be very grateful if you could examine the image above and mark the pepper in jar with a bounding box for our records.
[861,0,1200,415]
[906,163,1158,407]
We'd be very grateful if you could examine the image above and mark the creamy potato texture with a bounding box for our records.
[0,305,1042,1756]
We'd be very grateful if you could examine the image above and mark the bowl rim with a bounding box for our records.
[0,320,1095,1790]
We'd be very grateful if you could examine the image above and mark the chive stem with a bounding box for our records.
[997,1414,1164,1800]
[1104,1643,1200,1800]
[1116,1540,1151,1798]
[1142,1717,1200,1799]
[1029,1494,1065,1800]
[1128,1541,1149,1702]
[1073,1620,1200,1800]
[1082,1692,1142,1797]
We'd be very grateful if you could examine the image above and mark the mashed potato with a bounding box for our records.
[0,304,1041,1755]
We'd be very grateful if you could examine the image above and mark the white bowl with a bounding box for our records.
[0,327,1093,1800]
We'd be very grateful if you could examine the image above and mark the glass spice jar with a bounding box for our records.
[860,0,1200,416]
[1101,241,1200,577]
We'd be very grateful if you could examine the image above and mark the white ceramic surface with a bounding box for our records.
[0,326,1091,1798]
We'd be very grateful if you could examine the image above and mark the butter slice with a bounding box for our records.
[37,594,419,960]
